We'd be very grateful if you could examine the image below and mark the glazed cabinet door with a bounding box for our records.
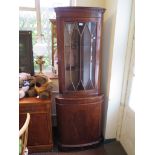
[55,7,104,95]
[64,21,98,92]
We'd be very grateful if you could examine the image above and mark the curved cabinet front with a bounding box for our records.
[56,94,104,149]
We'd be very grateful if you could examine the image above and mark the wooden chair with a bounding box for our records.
[19,113,30,155]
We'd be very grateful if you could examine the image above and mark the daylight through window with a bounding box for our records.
[19,0,71,74]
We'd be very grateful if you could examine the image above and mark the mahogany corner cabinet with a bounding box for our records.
[54,7,106,149]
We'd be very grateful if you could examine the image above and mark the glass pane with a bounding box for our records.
[19,11,37,38]
[19,0,35,8]
[64,22,97,91]
[19,11,37,30]
[64,23,80,91]
[81,23,91,89]
[40,0,70,8]
[89,22,97,87]
[64,24,72,90]
[71,24,81,90]
[40,6,53,72]
[40,0,71,72]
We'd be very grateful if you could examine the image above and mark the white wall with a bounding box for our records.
[100,0,118,138]
[104,0,133,139]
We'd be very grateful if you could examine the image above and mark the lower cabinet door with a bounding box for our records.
[56,96,103,148]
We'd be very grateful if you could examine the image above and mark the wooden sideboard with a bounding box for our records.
[19,97,53,153]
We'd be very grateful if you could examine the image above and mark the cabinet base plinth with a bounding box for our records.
[58,137,103,151]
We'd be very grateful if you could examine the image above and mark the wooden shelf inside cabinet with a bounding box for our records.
[19,97,53,153]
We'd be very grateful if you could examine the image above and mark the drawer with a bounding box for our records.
[19,103,50,113]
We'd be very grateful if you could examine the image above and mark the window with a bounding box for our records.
[19,0,71,74]
[19,0,35,8]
